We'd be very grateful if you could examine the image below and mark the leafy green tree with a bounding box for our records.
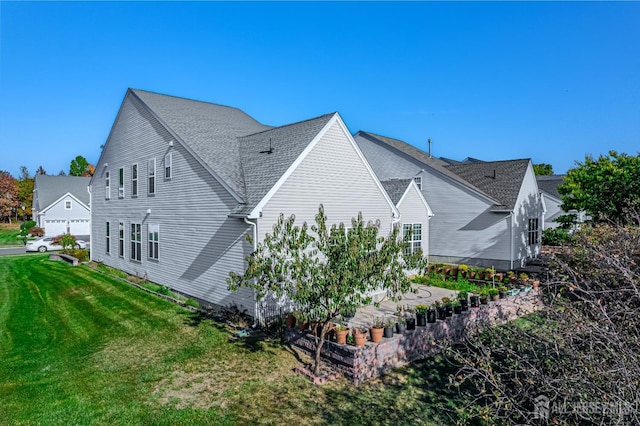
[533,163,553,175]
[559,151,640,224]
[52,233,77,253]
[228,205,425,375]
[0,171,19,223]
[16,166,33,220]
[35,166,46,175]
[69,156,90,177]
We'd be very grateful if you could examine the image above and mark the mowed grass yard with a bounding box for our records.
[0,223,22,246]
[0,254,478,425]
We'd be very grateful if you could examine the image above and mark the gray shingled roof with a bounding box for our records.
[380,179,412,205]
[237,113,336,213]
[34,175,91,210]
[131,89,272,200]
[445,159,531,211]
[536,175,565,200]
[356,131,497,202]
[129,89,338,216]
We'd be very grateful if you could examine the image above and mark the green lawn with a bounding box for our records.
[0,255,481,425]
[0,223,22,246]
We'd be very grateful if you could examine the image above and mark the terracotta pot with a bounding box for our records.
[491,294,500,302]
[369,327,384,343]
[532,280,540,290]
[335,328,349,345]
[353,329,367,347]
[285,314,296,328]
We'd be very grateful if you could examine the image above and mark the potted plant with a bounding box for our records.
[426,305,437,323]
[508,271,517,284]
[470,293,480,308]
[498,285,508,299]
[395,316,406,334]
[518,272,529,284]
[452,299,462,315]
[442,297,453,317]
[370,317,384,343]
[458,291,469,311]
[353,328,367,347]
[334,324,349,345]
[415,304,429,326]
[434,300,446,320]
[478,287,489,305]
[488,287,499,302]
[383,319,395,338]
[458,264,468,278]
[405,306,416,330]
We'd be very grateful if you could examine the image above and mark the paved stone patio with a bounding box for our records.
[349,285,458,329]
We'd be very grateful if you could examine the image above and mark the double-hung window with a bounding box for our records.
[130,223,141,262]
[413,176,422,190]
[148,224,159,260]
[402,223,423,255]
[164,153,172,180]
[131,164,138,197]
[105,171,110,199]
[118,168,125,198]
[118,222,124,258]
[106,222,110,254]
[148,158,156,195]
[528,218,539,245]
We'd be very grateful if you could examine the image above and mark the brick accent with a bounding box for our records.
[285,291,542,385]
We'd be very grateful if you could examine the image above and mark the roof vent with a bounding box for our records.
[485,170,496,179]
[428,139,432,158]
[260,138,273,155]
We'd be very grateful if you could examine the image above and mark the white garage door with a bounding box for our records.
[44,219,90,236]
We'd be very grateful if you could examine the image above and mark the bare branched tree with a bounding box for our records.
[443,223,640,425]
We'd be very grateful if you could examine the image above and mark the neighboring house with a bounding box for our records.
[32,175,91,237]
[380,179,433,257]
[354,131,544,270]
[89,89,399,319]
[536,175,588,229]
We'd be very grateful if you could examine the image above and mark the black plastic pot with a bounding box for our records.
[453,305,462,315]
[437,307,446,320]
[416,312,427,327]
[406,317,416,330]
[460,298,469,311]
[480,296,489,305]
[470,295,480,308]
[427,309,437,323]
[499,291,507,299]
[395,322,406,334]
[445,305,453,317]
[383,326,394,338]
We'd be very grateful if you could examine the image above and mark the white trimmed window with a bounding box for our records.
[118,167,125,198]
[403,223,423,255]
[65,200,72,210]
[118,222,124,258]
[528,218,539,245]
[413,176,422,190]
[105,171,110,199]
[131,164,138,197]
[148,158,156,195]
[130,223,141,262]
[164,152,172,180]
[106,222,110,254]
[148,223,159,260]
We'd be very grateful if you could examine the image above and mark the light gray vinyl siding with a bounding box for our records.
[511,164,543,265]
[356,134,514,269]
[259,121,395,242]
[542,193,563,229]
[41,195,91,236]
[396,185,430,255]
[91,94,255,313]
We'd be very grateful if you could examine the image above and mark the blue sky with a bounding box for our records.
[1,1,638,177]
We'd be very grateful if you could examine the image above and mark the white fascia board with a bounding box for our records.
[40,192,90,215]
[397,180,434,217]
[248,113,400,220]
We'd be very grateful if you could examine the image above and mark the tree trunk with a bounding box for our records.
[313,321,331,376]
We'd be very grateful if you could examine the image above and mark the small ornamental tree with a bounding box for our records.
[228,205,426,375]
[53,233,77,253]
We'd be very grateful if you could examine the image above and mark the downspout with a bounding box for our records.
[509,212,514,270]
[244,217,259,326]
[88,184,92,259]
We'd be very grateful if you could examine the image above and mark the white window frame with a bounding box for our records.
[118,222,124,258]
[106,221,110,254]
[64,200,72,210]
[118,167,125,198]
[528,218,539,245]
[413,176,422,190]
[130,223,142,262]
[131,163,138,197]
[403,223,423,255]
[148,158,156,195]
[105,171,110,200]
[148,223,159,260]
[164,152,172,180]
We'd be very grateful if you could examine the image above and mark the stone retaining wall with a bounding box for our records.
[285,291,542,384]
